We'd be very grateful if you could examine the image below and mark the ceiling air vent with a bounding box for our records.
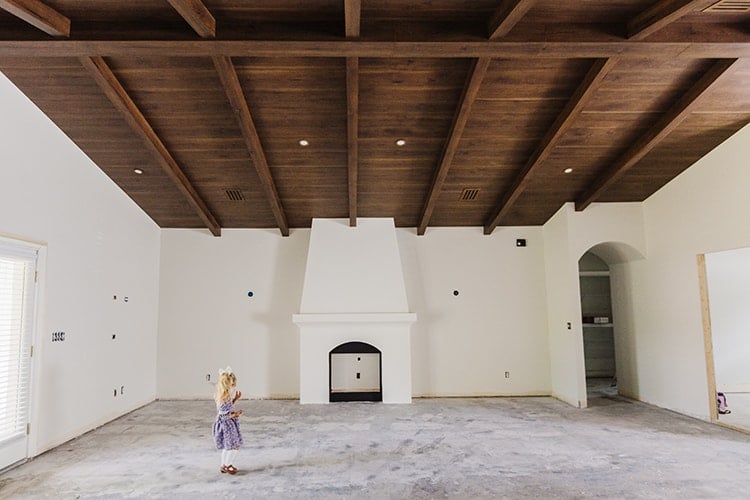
[225,189,245,201]
[460,188,479,201]
[704,0,750,12]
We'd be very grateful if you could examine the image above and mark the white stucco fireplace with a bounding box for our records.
[293,218,416,404]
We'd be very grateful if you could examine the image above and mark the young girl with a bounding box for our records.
[212,367,243,474]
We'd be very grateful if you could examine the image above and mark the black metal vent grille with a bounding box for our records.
[704,1,750,12]
[225,189,244,201]
[460,188,479,201]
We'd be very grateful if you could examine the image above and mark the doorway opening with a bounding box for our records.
[579,251,617,401]
[699,248,750,433]
[329,341,382,402]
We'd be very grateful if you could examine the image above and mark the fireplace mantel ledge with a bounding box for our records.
[293,312,416,325]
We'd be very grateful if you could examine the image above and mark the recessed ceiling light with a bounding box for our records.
[564,168,573,174]
[134,169,143,175]
[299,139,309,146]
[395,139,406,146]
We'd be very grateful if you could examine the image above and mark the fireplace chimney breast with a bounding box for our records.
[293,218,416,404]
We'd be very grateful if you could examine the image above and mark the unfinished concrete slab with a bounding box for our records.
[2,396,750,498]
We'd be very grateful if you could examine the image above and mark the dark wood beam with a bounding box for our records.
[2,39,750,59]
[344,0,361,38]
[488,0,535,39]
[418,58,492,236]
[212,55,289,237]
[167,0,216,38]
[0,0,70,37]
[628,0,717,40]
[80,56,221,236]
[484,58,618,235]
[344,0,361,226]
[575,58,740,212]
[346,57,359,227]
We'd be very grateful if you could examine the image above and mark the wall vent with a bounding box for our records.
[225,189,244,201]
[704,0,750,12]
[460,188,479,201]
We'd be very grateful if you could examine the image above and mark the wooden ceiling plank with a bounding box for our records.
[167,0,216,39]
[484,57,618,234]
[347,57,359,227]
[212,55,290,236]
[627,0,718,40]
[488,0,536,39]
[2,40,750,59]
[0,0,70,37]
[344,0,361,39]
[417,57,492,236]
[575,58,740,212]
[79,56,221,236]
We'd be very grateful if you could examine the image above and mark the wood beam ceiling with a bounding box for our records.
[488,0,536,39]
[169,1,289,234]
[418,58,492,236]
[627,0,718,40]
[3,4,748,234]
[0,0,70,37]
[575,58,741,212]
[167,0,215,38]
[79,56,222,236]
[484,58,618,234]
[2,39,750,59]
[345,0,361,227]
[212,55,290,236]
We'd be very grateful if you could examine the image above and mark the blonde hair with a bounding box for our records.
[214,370,236,404]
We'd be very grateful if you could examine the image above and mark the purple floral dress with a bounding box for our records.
[212,400,244,450]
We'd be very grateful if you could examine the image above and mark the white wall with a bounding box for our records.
[705,247,750,393]
[399,227,550,397]
[157,228,309,399]
[542,206,579,406]
[0,72,161,456]
[158,225,552,399]
[626,123,750,419]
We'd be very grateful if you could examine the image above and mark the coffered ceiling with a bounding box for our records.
[1,1,749,236]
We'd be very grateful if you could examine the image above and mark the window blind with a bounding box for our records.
[0,244,37,444]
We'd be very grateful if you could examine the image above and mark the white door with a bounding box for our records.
[0,242,38,470]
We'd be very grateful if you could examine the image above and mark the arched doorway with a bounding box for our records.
[329,341,382,402]
[576,241,645,407]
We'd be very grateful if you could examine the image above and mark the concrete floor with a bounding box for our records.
[3,393,750,499]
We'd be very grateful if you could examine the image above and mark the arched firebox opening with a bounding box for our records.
[329,341,382,402]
